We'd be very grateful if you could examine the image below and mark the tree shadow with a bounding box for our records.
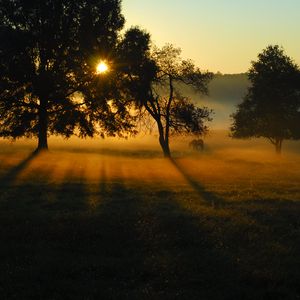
[1,165,298,299]
[55,146,164,159]
[28,179,249,299]
[169,157,225,208]
[0,159,54,214]
[18,177,151,299]
[41,168,88,213]
[0,151,39,187]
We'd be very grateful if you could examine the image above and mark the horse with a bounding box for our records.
[189,139,204,152]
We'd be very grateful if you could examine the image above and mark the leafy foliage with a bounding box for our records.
[170,95,212,136]
[127,43,213,156]
[0,0,136,148]
[231,45,300,153]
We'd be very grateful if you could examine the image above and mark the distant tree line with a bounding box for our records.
[0,1,299,156]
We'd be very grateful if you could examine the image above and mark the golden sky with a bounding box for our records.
[122,0,300,73]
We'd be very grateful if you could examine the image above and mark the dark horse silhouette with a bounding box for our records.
[189,139,204,152]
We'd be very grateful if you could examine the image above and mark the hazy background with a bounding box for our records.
[122,0,300,129]
[181,73,249,129]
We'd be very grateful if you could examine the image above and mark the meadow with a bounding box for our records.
[0,131,299,299]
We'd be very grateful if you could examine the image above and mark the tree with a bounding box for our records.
[0,0,128,151]
[123,43,213,157]
[231,45,300,154]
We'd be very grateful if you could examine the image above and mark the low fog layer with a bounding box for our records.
[0,132,300,207]
[1,129,299,158]
[180,73,249,129]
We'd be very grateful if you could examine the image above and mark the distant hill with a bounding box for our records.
[179,73,249,129]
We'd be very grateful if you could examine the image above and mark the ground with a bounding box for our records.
[0,132,299,299]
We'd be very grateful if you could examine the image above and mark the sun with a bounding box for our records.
[96,61,108,74]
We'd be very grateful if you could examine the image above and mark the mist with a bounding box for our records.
[178,73,249,129]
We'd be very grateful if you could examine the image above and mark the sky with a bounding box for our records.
[122,0,300,74]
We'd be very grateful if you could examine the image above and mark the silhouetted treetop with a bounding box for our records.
[0,0,135,150]
[231,45,300,154]
[122,42,213,157]
[152,44,212,94]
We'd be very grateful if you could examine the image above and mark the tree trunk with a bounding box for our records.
[159,135,171,157]
[275,138,283,155]
[157,122,171,157]
[164,76,173,157]
[36,99,48,152]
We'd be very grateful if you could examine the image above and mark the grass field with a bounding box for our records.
[0,132,300,299]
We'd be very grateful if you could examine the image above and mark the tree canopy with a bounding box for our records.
[231,45,300,154]
[0,0,136,151]
[125,43,213,157]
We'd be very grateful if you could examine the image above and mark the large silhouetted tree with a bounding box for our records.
[231,45,300,154]
[0,0,129,151]
[123,43,213,157]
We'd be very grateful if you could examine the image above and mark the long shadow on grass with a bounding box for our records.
[15,175,153,299]
[57,147,164,159]
[170,158,224,208]
[0,169,235,298]
[33,181,248,299]
[1,166,297,299]
[0,161,56,298]
[0,151,38,187]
